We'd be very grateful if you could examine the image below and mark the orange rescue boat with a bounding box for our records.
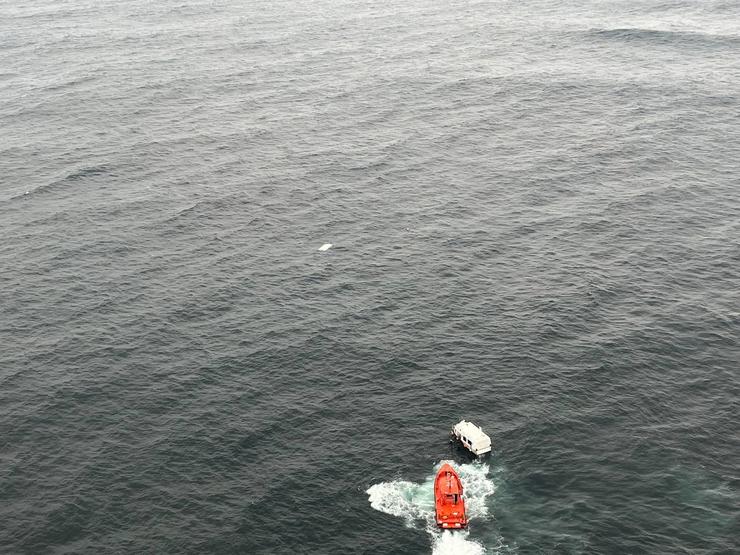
[434,462,468,529]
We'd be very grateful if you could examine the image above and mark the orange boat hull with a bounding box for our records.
[434,463,468,529]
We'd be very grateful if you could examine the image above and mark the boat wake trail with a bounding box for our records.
[432,530,485,555]
[367,461,496,554]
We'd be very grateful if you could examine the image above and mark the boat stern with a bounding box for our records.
[436,514,468,529]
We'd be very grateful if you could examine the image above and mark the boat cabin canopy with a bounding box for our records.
[453,420,492,455]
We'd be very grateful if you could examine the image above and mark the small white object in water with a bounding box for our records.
[451,420,491,456]
[318,243,332,251]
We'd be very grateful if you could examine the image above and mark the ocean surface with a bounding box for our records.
[1,0,739,553]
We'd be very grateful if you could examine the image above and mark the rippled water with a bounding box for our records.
[1,0,739,553]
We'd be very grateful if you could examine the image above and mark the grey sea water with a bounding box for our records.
[1,0,739,553]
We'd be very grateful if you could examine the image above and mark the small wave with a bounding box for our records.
[589,27,740,49]
[64,164,110,181]
[367,461,497,553]
[5,164,111,202]
[43,74,98,93]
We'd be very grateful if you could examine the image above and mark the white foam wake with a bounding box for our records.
[432,530,485,555]
[367,461,495,554]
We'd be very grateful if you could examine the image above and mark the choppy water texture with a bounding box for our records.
[1,0,739,553]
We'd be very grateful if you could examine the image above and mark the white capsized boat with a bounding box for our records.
[451,420,491,456]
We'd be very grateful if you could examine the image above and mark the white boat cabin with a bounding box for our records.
[451,420,491,456]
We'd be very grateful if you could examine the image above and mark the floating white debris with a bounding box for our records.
[318,243,333,251]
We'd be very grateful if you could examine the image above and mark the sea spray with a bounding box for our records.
[367,461,495,553]
[367,479,434,526]
[431,530,485,555]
